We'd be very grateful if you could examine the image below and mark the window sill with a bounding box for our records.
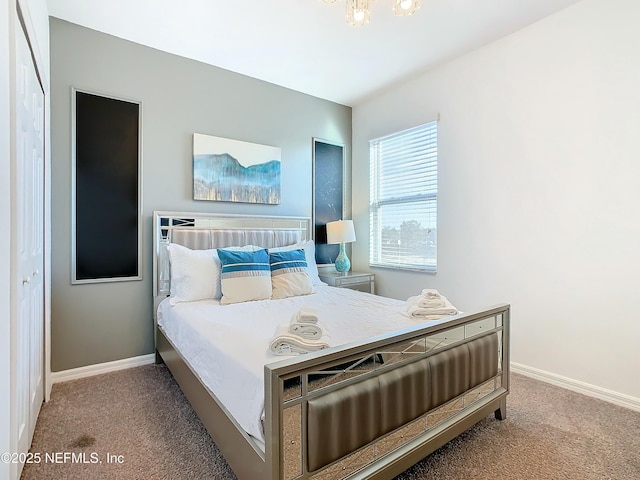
[369,263,437,274]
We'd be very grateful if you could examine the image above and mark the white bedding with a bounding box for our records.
[157,285,437,443]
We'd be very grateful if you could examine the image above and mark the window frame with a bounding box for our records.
[369,120,438,272]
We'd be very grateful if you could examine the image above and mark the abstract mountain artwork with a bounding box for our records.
[193,133,281,204]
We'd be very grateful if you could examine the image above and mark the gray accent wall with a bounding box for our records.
[50,18,352,371]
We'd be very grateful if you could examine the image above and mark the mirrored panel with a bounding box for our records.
[307,354,377,393]
[425,326,464,351]
[377,338,426,367]
[375,417,426,459]
[464,317,497,339]
[463,379,496,407]
[426,396,465,428]
[283,376,302,401]
[283,404,302,480]
[312,445,375,480]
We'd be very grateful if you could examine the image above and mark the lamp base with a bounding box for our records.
[334,243,351,273]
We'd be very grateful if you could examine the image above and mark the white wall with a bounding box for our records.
[352,0,640,401]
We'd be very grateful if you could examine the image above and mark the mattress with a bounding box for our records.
[157,285,436,444]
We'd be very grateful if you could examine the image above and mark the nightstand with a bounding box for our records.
[318,270,375,294]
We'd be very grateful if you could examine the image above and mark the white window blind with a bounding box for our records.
[369,121,437,271]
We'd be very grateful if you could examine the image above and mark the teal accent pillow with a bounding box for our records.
[218,249,272,305]
[269,249,313,299]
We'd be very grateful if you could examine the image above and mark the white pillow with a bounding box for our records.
[168,243,261,304]
[168,243,219,305]
[269,240,326,286]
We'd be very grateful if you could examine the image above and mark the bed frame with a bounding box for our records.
[153,211,510,480]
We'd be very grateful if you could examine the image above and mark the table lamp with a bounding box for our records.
[326,219,356,273]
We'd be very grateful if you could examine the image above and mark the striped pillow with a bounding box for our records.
[218,249,272,305]
[269,249,313,299]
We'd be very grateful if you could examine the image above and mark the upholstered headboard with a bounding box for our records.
[152,211,312,304]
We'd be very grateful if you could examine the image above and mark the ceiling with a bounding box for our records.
[47,0,583,107]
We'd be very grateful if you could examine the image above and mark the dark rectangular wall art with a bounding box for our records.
[312,138,344,264]
[72,89,142,283]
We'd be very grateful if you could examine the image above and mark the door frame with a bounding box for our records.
[0,0,13,476]
[5,1,51,479]
[15,0,51,403]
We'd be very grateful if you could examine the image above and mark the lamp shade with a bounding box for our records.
[326,220,356,244]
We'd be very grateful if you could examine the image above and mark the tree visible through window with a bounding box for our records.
[369,121,437,271]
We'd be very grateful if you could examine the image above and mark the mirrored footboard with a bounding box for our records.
[264,304,510,480]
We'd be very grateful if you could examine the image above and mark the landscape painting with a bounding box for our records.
[193,133,281,204]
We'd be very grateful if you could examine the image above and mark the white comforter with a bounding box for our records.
[157,286,434,443]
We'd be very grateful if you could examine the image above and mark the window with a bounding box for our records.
[369,121,437,271]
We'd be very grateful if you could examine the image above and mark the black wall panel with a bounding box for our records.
[74,90,140,282]
[313,139,344,264]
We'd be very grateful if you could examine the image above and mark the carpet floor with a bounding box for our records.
[21,365,640,480]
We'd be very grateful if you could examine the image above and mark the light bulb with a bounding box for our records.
[393,0,420,16]
[346,0,370,27]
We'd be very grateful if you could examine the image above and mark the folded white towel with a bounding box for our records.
[295,306,319,324]
[270,324,330,356]
[408,295,446,309]
[421,288,441,299]
[289,313,323,339]
[407,305,459,319]
[407,294,459,319]
[407,311,455,320]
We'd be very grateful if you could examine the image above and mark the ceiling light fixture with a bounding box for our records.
[324,0,421,27]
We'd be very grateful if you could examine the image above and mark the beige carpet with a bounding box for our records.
[22,365,640,480]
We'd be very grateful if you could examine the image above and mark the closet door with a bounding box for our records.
[14,19,45,462]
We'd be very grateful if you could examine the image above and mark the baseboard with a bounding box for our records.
[51,354,156,384]
[511,362,640,412]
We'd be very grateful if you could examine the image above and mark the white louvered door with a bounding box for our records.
[14,19,45,466]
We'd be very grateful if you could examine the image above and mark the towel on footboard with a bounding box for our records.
[270,324,330,355]
[409,295,446,309]
[407,294,459,319]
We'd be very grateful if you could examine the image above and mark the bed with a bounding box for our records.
[153,211,510,480]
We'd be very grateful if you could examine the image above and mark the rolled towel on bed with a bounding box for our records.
[270,324,330,355]
[289,313,324,339]
[289,307,324,339]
